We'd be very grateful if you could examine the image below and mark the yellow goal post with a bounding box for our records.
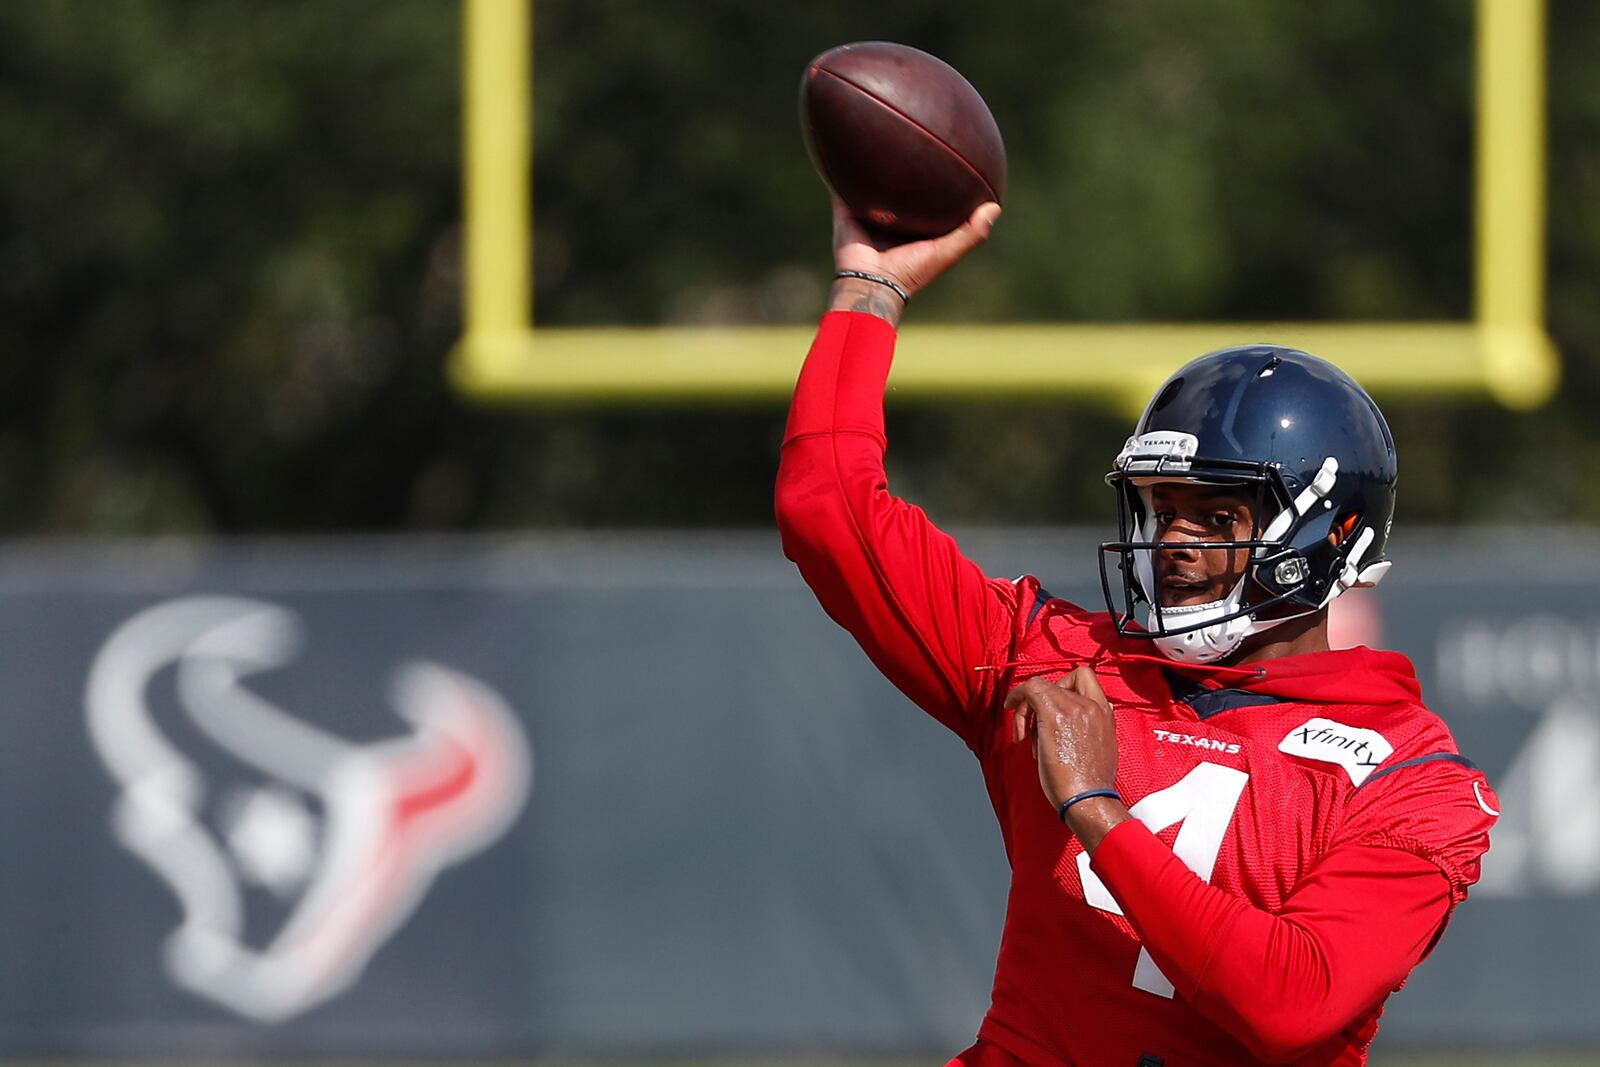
[450,0,1558,412]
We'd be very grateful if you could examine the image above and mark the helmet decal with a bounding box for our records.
[1115,431,1200,476]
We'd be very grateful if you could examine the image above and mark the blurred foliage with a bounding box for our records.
[1,1,1598,534]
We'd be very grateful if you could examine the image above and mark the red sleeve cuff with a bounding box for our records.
[1089,818,1189,899]
[783,311,898,443]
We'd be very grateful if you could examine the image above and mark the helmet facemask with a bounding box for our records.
[1098,433,1390,664]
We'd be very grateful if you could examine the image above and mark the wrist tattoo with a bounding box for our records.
[848,288,902,319]
[829,278,904,326]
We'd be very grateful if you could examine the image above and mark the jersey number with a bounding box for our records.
[1076,761,1250,998]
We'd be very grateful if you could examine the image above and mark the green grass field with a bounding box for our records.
[434,1057,1600,1067]
[22,1058,1595,1067]
[494,1058,1595,1067]
[529,1059,1597,1067]
[496,1059,1600,1067]
[506,1059,1600,1067]
[11,1058,1599,1067]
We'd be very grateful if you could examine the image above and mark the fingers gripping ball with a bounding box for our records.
[801,41,1006,239]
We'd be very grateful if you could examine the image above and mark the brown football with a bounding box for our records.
[800,41,1006,239]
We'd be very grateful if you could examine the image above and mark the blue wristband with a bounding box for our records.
[1058,788,1122,823]
[835,269,910,303]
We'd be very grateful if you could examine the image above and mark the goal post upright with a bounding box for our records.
[1476,0,1558,409]
[456,0,531,394]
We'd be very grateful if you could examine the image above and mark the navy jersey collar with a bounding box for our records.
[1165,670,1291,719]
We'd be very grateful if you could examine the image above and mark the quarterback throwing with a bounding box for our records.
[774,200,1496,1067]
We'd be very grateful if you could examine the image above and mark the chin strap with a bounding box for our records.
[1146,595,1291,664]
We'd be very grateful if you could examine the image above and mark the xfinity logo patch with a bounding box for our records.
[1278,717,1392,785]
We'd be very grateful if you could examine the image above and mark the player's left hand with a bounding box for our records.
[1006,666,1126,847]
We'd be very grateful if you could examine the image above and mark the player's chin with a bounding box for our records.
[1157,587,1223,609]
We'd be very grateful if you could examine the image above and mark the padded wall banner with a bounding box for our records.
[0,532,1593,1056]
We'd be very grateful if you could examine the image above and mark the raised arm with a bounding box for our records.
[775,200,1007,739]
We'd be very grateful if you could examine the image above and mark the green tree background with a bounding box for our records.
[2,1,1596,535]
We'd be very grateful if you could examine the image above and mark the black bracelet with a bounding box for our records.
[1058,788,1122,823]
[834,270,910,304]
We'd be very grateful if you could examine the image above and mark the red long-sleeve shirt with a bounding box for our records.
[775,312,1497,1066]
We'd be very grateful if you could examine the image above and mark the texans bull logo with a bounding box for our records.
[84,596,532,1022]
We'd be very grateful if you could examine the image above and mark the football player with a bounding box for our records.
[774,199,1497,1067]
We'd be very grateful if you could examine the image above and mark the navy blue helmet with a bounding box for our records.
[1099,344,1398,663]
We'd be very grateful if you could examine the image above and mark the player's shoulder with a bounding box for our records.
[992,574,1087,626]
[1002,574,1119,650]
[983,577,1179,711]
[1354,695,1489,785]
[1323,696,1461,759]
[1272,696,1472,788]
[1330,698,1498,900]
[1327,696,1495,839]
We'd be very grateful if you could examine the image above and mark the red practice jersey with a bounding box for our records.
[774,312,1498,1067]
